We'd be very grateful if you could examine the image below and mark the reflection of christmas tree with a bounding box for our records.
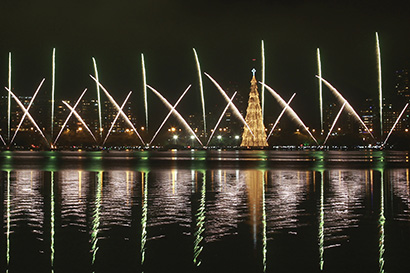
[241,69,268,147]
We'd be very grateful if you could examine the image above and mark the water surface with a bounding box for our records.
[1,150,410,272]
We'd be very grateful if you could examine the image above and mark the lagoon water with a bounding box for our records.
[1,150,410,272]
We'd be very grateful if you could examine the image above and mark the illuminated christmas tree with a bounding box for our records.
[241,69,268,147]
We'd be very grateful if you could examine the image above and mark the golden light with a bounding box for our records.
[406,128,409,132]
[171,127,176,132]
[141,126,145,131]
[78,127,83,131]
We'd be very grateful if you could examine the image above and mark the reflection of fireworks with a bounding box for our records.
[147,85,203,146]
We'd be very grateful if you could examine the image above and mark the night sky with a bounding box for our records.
[1,0,410,128]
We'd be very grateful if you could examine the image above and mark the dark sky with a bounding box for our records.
[1,0,410,127]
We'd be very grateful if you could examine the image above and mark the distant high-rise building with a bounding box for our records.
[395,69,410,99]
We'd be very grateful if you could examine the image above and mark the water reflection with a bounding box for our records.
[1,151,410,272]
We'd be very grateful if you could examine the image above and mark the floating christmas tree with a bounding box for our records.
[241,69,268,147]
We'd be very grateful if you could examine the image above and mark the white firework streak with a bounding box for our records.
[193,48,207,137]
[62,101,97,143]
[90,75,146,145]
[141,53,148,130]
[323,102,346,145]
[149,85,191,146]
[204,72,255,138]
[206,92,237,147]
[10,78,45,144]
[261,83,318,145]
[5,87,49,147]
[383,103,409,146]
[266,93,296,141]
[317,76,375,140]
[53,88,88,145]
[147,85,203,146]
[103,91,132,145]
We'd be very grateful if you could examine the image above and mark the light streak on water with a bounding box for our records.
[8,52,12,142]
[379,170,386,273]
[54,89,88,145]
[261,40,266,119]
[261,83,318,144]
[383,103,409,146]
[317,77,375,140]
[92,172,102,265]
[147,85,203,146]
[103,91,133,145]
[149,85,191,145]
[193,48,207,137]
[206,92,237,147]
[92,57,103,139]
[317,48,323,133]
[62,101,97,143]
[323,102,346,145]
[141,53,148,131]
[266,93,296,141]
[262,171,267,272]
[204,72,255,138]
[51,48,56,138]
[51,172,55,268]
[90,75,146,145]
[10,79,46,145]
[6,171,10,267]
[194,171,206,267]
[5,87,49,147]
[376,32,383,139]
[318,171,324,271]
[141,172,148,265]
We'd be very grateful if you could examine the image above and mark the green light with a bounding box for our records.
[91,172,102,264]
[141,171,148,265]
[194,170,206,267]
[6,171,11,267]
[318,171,324,271]
[51,172,55,268]
[379,170,385,273]
[262,170,267,272]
